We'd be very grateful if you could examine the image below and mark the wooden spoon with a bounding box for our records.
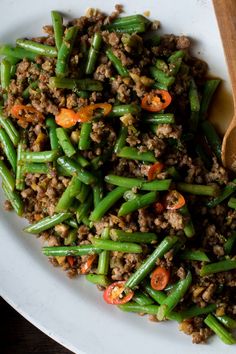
[213,0,236,171]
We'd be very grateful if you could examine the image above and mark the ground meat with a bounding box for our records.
[176,35,191,49]
[164,210,184,230]
[155,124,182,139]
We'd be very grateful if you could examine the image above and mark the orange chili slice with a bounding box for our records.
[165,190,186,210]
[67,256,75,267]
[55,108,78,128]
[148,162,165,181]
[80,254,97,274]
[103,281,134,305]
[141,90,172,112]
[76,103,112,122]
[151,266,170,290]
[11,105,44,128]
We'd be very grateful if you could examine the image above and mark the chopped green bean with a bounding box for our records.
[76,153,90,168]
[91,237,142,253]
[93,181,103,208]
[55,176,82,212]
[20,150,59,163]
[57,156,97,185]
[157,272,192,320]
[179,304,216,321]
[110,104,141,117]
[114,126,128,154]
[200,259,236,276]
[118,191,158,216]
[86,32,102,75]
[97,227,110,275]
[106,48,129,77]
[150,66,175,87]
[56,128,76,157]
[207,179,236,208]
[49,77,103,91]
[86,274,110,287]
[119,302,160,314]
[76,195,93,223]
[133,291,154,306]
[177,182,218,196]
[0,160,15,191]
[51,11,64,50]
[200,79,221,119]
[117,146,156,163]
[0,44,37,61]
[76,183,90,203]
[46,117,60,150]
[216,315,236,329]
[180,249,210,262]
[0,110,20,146]
[90,186,127,222]
[2,182,23,216]
[16,139,26,190]
[224,232,236,255]
[228,197,236,209]
[145,113,175,125]
[110,229,157,243]
[24,212,72,234]
[105,174,171,191]
[204,314,236,345]
[42,244,102,257]
[79,123,92,150]
[1,59,11,90]
[64,229,77,245]
[55,26,78,77]
[201,120,222,161]
[16,39,57,58]
[125,236,178,289]
[0,128,17,172]
[189,78,200,112]
[179,205,195,238]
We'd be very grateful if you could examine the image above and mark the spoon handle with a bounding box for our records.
[213,0,236,101]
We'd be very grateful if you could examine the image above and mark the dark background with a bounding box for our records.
[1,297,74,354]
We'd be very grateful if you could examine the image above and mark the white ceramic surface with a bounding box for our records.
[0,0,234,353]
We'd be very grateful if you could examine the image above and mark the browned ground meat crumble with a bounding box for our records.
[0,5,235,345]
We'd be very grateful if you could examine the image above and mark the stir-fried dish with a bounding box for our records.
[0,5,235,345]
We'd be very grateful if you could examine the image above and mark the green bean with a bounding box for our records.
[76,183,90,203]
[204,314,236,345]
[118,302,160,315]
[57,156,97,185]
[149,66,175,87]
[104,15,150,33]
[201,120,221,161]
[166,166,181,181]
[1,59,11,90]
[55,176,82,212]
[106,48,129,77]
[200,259,236,276]
[109,104,141,117]
[105,174,171,191]
[110,229,157,243]
[152,82,168,91]
[157,272,192,320]
[97,227,110,275]
[93,181,103,208]
[188,111,200,133]
[133,291,154,306]
[0,128,17,172]
[20,149,59,163]
[49,77,103,91]
[180,249,210,262]
[0,44,37,61]
[145,113,175,125]
[86,32,102,75]
[2,182,23,216]
[91,237,142,253]
[86,274,110,287]
[56,164,71,177]
[177,182,218,196]
[156,59,168,72]
[114,125,128,154]
[179,205,195,238]
[46,117,60,150]
[0,110,20,146]
[228,197,236,209]
[0,160,15,191]
[64,229,77,245]
[189,78,200,112]
[22,162,50,175]
[76,153,90,168]
[55,26,78,77]
[76,195,93,223]
[178,304,216,321]
[22,80,39,100]
[56,128,76,157]
[224,232,236,255]
[125,236,178,289]
[207,179,236,208]
[3,55,19,65]
[75,90,90,98]
[51,11,64,50]
[90,186,127,222]
[216,315,236,329]
[118,191,158,216]
[16,39,57,58]
[24,212,72,234]
[79,123,92,150]
[117,146,156,163]
[200,79,221,119]
[16,139,26,190]
[42,244,102,257]
[65,218,78,229]
[168,50,185,76]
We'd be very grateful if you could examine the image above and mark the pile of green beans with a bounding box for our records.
[1,9,236,347]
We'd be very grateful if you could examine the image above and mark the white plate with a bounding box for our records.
[0,0,234,353]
